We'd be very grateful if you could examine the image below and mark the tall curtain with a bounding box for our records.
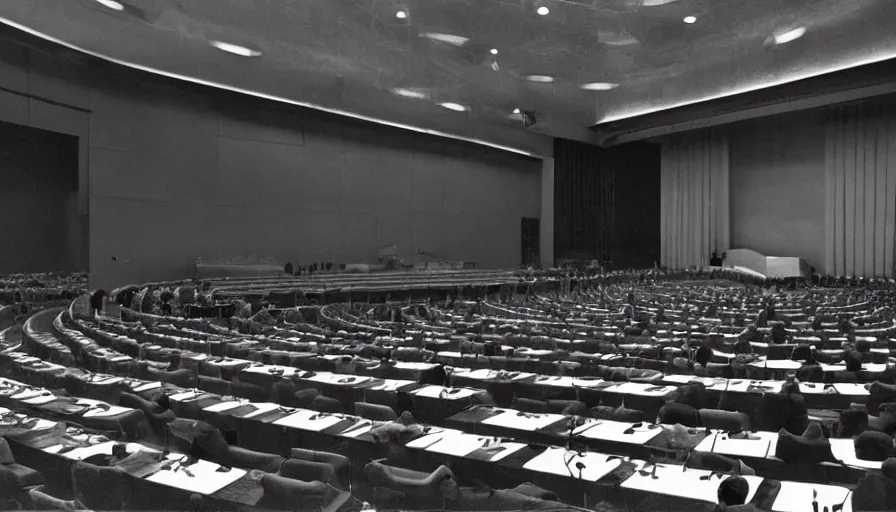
[825,101,896,277]
[660,129,730,269]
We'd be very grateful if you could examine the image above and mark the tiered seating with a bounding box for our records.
[0,272,87,334]
[4,267,896,510]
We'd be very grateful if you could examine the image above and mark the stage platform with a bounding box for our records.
[725,249,810,280]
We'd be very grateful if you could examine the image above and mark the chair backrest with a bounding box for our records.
[354,402,398,421]
[699,408,751,431]
[310,395,345,414]
[279,458,337,485]
[72,462,126,511]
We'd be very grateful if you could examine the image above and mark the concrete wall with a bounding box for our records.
[729,111,827,271]
[0,38,541,289]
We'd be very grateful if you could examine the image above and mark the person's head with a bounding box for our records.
[845,351,863,372]
[111,442,129,459]
[155,393,171,412]
[717,476,750,506]
[712,252,719,258]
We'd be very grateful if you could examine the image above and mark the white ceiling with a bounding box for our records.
[1,0,895,154]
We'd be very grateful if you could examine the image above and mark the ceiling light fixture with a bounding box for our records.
[526,75,555,83]
[396,10,408,19]
[393,88,428,99]
[683,16,697,24]
[439,102,467,112]
[210,41,262,57]
[536,6,550,15]
[773,27,806,45]
[513,108,521,114]
[581,82,619,91]
[641,0,679,5]
[490,48,499,55]
[420,33,469,46]
[94,0,125,10]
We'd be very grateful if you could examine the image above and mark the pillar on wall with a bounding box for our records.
[540,157,555,268]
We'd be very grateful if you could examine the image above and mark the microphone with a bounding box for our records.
[566,417,576,451]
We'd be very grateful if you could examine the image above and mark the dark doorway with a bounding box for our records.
[0,120,83,273]
[521,217,540,267]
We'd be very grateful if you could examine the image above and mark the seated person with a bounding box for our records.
[717,476,750,510]
[709,252,723,267]
[835,351,865,383]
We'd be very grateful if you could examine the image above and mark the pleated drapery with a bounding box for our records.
[825,101,896,278]
[660,129,730,269]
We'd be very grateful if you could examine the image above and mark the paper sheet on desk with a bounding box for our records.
[146,455,247,496]
[695,433,773,459]
[621,464,763,503]
[87,376,123,386]
[394,362,436,371]
[750,360,802,370]
[242,364,295,376]
[771,482,851,512]
[273,410,345,432]
[829,438,882,469]
[303,373,370,386]
[482,409,565,431]
[369,379,415,392]
[725,379,785,393]
[831,383,870,396]
[61,441,152,460]
[169,391,204,402]
[338,420,377,438]
[663,375,717,386]
[522,446,621,482]
[404,428,460,450]
[0,411,56,431]
[415,433,488,457]
[533,376,576,388]
[462,369,503,380]
[604,382,677,396]
[132,382,162,393]
[202,401,244,414]
[242,402,288,418]
[797,383,833,395]
[475,442,526,462]
[413,385,478,399]
[573,420,662,445]
[80,403,131,418]
[21,394,57,405]
[10,389,44,401]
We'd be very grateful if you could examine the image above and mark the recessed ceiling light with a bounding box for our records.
[490,48,499,55]
[420,33,469,46]
[94,0,125,10]
[581,82,619,91]
[683,16,697,24]
[393,88,428,99]
[773,27,806,45]
[526,75,555,83]
[439,102,467,112]
[396,10,408,19]
[536,6,550,15]
[210,41,262,57]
